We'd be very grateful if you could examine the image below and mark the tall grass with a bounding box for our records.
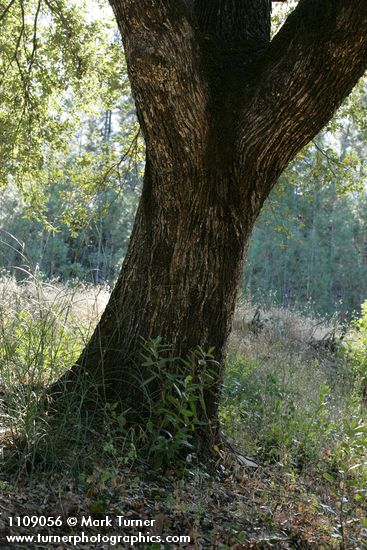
[223,301,355,468]
[0,275,109,477]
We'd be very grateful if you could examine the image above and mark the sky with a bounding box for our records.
[85,0,113,22]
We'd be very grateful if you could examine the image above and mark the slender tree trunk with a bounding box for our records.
[51,0,367,455]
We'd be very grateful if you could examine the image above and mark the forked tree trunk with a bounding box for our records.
[53,0,367,454]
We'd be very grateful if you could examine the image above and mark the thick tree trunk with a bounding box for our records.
[51,0,367,456]
[57,156,267,448]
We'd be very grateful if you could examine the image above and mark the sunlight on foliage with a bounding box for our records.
[0,0,141,228]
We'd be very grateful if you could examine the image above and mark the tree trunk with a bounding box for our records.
[51,0,367,456]
[58,158,267,448]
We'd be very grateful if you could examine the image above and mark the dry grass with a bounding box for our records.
[0,276,109,328]
[231,300,339,351]
[0,276,111,471]
[0,276,109,382]
[0,277,345,394]
[229,300,348,398]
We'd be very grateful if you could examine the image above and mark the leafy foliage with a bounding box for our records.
[346,299,367,403]
[139,339,216,470]
[0,0,137,226]
[244,134,367,317]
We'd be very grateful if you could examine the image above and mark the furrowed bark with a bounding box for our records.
[236,0,367,206]
[193,0,271,48]
[51,0,367,455]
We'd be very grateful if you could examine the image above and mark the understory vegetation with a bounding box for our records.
[1,277,367,547]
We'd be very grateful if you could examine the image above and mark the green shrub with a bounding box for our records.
[139,338,216,469]
[220,359,337,468]
[346,299,367,404]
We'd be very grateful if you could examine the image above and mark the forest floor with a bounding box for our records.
[0,279,366,548]
[0,458,365,549]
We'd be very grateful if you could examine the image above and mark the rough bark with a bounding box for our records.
[52,0,367,453]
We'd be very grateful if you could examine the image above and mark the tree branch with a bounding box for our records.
[108,0,209,170]
[237,0,367,204]
[0,0,17,22]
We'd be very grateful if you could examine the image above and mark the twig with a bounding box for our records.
[0,0,16,22]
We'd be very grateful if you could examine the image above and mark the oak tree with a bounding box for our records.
[55,0,367,453]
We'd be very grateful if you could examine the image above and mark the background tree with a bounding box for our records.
[0,0,144,283]
[0,0,132,222]
[244,125,367,317]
